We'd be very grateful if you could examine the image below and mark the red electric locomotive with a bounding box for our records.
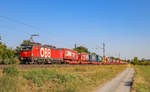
[20,43,63,64]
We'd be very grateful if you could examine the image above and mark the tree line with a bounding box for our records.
[131,57,150,65]
[0,36,20,64]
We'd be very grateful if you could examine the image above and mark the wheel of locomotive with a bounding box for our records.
[37,59,42,64]
[22,60,26,64]
[33,60,37,64]
[25,62,27,64]
[61,60,65,64]
[25,61,29,64]
[29,61,34,64]
[42,59,45,64]
[46,59,51,64]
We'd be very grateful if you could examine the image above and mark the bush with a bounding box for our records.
[0,40,18,64]
[2,58,20,64]
[3,66,19,76]
[23,68,79,87]
[0,75,30,92]
[3,59,10,64]
[24,69,53,87]
[13,58,20,64]
[0,58,2,64]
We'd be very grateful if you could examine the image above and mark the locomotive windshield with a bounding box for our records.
[21,46,33,51]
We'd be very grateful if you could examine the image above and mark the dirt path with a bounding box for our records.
[94,68,134,92]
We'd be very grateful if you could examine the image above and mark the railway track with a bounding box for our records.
[0,64,127,70]
[0,64,100,70]
[0,64,70,70]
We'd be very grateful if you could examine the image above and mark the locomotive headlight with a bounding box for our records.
[21,57,24,60]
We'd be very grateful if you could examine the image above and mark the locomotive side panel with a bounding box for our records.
[33,47,63,63]
[51,49,63,59]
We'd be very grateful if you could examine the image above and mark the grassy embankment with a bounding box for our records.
[0,65,128,92]
[132,65,150,92]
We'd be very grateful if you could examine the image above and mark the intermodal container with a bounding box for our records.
[62,48,78,60]
[89,55,97,62]
[96,56,103,62]
[110,58,113,63]
[78,53,89,61]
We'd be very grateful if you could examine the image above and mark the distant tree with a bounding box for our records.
[140,58,150,65]
[115,58,121,61]
[0,35,1,41]
[91,52,97,55]
[141,58,145,62]
[134,57,139,64]
[16,46,21,51]
[131,57,140,65]
[22,40,32,44]
[0,35,2,44]
[127,59,131,63]
[73,46,90,53]
[110,56,115,59]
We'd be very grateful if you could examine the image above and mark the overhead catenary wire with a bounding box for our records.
[102,42,105,57]
[0,15,40,37]
[0,15,42,44]
[0,15,40,31]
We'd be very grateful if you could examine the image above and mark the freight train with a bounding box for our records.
[20,42,126,64]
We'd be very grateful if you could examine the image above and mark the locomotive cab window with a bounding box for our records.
[21,46,33,51]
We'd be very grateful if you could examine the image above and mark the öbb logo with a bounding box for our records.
[40,48,51,58]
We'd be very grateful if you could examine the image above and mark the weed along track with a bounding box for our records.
[0,64,126,70]
[0,65,128,92]
[0,64,73,70]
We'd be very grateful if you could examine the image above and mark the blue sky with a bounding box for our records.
[0,0,150,59]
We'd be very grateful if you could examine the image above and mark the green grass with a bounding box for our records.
[132,65,150,92]
[3,65,19,76]
[0,65,128,92]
